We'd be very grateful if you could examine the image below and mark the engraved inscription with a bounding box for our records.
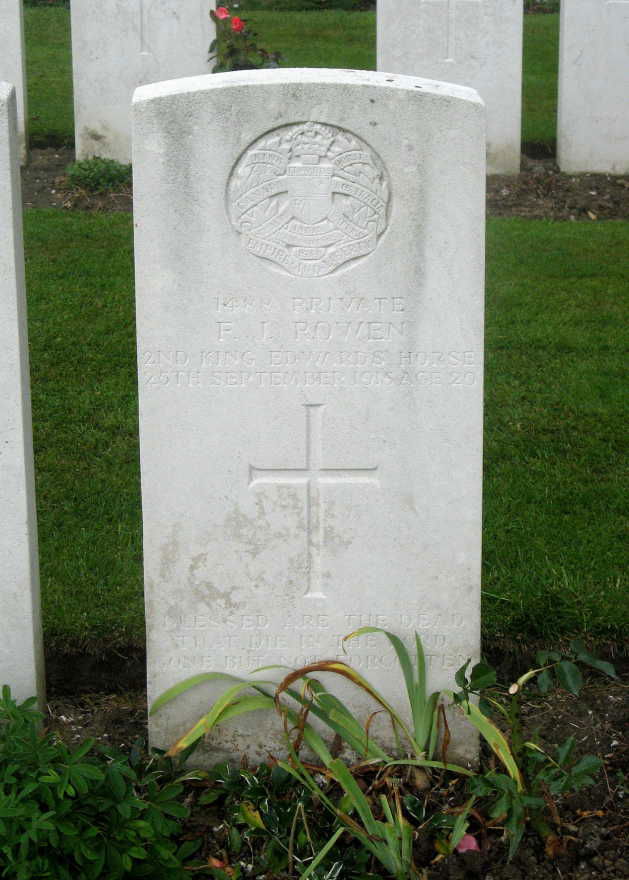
[141,347,479,390]
[228,123,390,277]
[159,610,468,675]
[249,404,379,600]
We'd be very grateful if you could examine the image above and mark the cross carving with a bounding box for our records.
[249,404,380,600]
[139,0,151,56]
[422,0,482,63]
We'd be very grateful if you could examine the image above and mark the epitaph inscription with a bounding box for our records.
[228,123,390,277]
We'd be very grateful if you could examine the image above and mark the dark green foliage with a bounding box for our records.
[195,762,373,878]
[66,158,132,193]
[0,686,195,879]
[209,10,282,72]
[470,740,603,861]
[455,647,615,859]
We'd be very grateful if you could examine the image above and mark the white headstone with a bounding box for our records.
[0,1,28,163]
[377,0,522,174]
[558,0,629,174]
[134,69,485,765]
[71,0,216,162]
[0,82,44,705]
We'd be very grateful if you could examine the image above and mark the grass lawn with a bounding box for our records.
[521,11,559,150]
[24,7,73,148]
[24,212,628,655]
[24,8,559,152]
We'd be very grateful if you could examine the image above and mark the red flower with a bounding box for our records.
[231,16,245,32]
[215,7,230,19]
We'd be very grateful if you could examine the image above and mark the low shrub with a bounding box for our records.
[0,686,197,879]
[66,158,132,194]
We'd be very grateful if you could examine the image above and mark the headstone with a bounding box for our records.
[0,82,44,705]
[0,1,28,163]
[558,0,629,173]
[377,0,522,174]
[134,69,485,765]
[71,0,216,162]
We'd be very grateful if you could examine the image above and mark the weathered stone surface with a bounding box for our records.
[0,83,44,705]
[71,0,215,161]
[134,69,485,765]
[0,1,28,163]
[558,0,629,173]
[377,0,522,174]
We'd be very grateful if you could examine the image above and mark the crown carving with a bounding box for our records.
[290,123,335,160]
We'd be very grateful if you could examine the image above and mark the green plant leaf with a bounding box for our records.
[455,659,471,689]
[570,641,617,679]
[384,758,474,777]
[556,661,583,695]
[536,668,554,694]
[556,736,576,766]
[470,662,497,691]
[165,679,276,755]
[449,796,475,853]
[447,693,523,790]
[150,672,243,715]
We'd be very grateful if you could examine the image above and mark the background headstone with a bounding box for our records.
[0,82,44,705]
[377,0,522,174]
[557,0,629,173]
[134,69,485,765]
[71,0,216,162]
[0,1,28,163]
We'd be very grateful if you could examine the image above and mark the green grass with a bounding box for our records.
[521,11,559,150]
[23,7,73,147]
[24,212,628,654]
[246,9,376,68]
[24,8,560,152]
[483,220,628,642]
[24,211,142,654]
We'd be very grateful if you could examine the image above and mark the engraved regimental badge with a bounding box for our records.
[227,122,390,278]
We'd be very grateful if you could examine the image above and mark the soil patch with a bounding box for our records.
[21,148,629,221]
[46,668,628,880]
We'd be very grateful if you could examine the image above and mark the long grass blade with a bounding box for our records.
[328,758,380,837]
[284,681,391,760]
[211,694,275,726]
[165,679,275,756]
[276,661,415,747]
[384,758,473,776]
[150,672,242,715]
[300,828,345,879]
[445,692,523,789]
[344,626,416,716]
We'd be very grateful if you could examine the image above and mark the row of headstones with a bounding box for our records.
[1,0,628,173]
[2,65,485,764]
